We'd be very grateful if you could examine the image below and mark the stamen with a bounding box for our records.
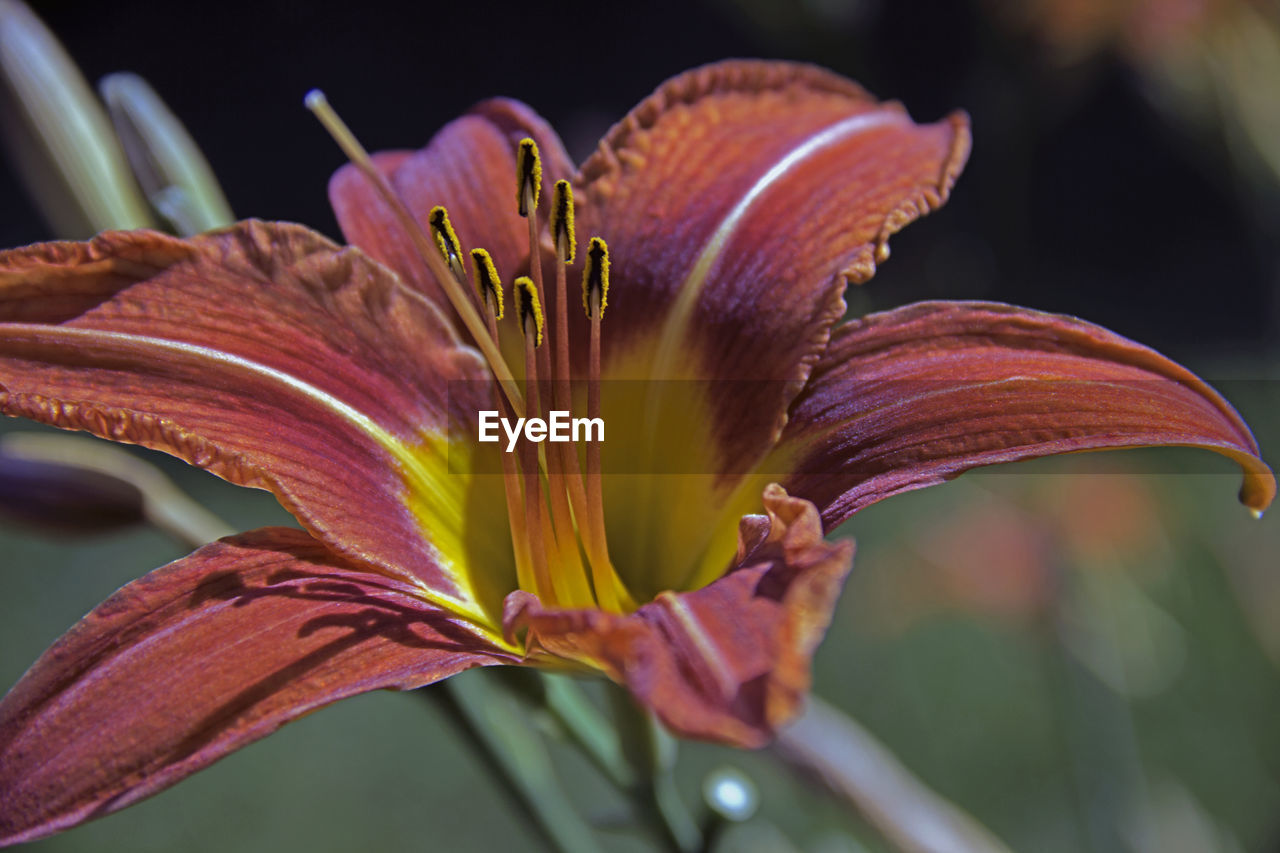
[504,466,537,596]
[307,95,632,615]
[511,276,560,602]
[514,276,544,348]
[470,248,504,320]
[514,137,552,390]
[304,90,524,417]
[515,138,542,217]
[549,183,585,493]
[551,180,575,263]
[514,142,594,606]
[548,190,624,610]
[428,206,466,284]
[520,444,554,604]
[474,258,534,596]
[543,183,598,608]
[581,238,631,611]
[510,276,596,607]
[582,236,609,319]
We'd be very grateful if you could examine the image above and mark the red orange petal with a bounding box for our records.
[0,527,509,846]
[0,222,507,621]
[777,301,1275,527]
[506,485,853,747]
[573,60,969,475]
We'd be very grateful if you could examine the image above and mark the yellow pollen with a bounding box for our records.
[582,237,609,319]
[469,248,504,320]
[513,276,544,346]
[515,138,541,217]
[551,180,575,263]
[428,206,465,281]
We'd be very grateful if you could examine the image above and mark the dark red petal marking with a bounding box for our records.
[573,60,969,475]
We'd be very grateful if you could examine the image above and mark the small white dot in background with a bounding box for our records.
[703,767,759,822]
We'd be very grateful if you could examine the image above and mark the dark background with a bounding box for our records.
[4,0,1278,360]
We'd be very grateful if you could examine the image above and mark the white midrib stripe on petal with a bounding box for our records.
[632,110,906,576]
[647,109,905,385]
[4,324,496,628]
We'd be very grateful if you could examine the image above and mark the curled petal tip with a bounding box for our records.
[777,301,1276,530]
[1241,469,1276,517]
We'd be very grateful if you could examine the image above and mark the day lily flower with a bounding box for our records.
[0,60,1272,845]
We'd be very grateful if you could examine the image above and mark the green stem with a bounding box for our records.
[422,674,600,853]
[609,686,703,853]
[538,673,637,790]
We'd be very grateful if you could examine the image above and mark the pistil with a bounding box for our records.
[305,90,524,417]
